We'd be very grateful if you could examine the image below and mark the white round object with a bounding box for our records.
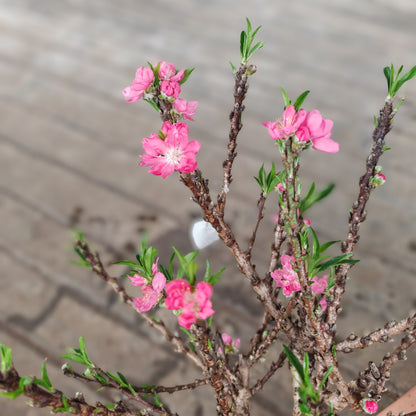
[190,219,219,249]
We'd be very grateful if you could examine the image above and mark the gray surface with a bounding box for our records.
[0,0,415,415]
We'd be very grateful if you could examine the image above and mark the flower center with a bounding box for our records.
[165,147,183,165]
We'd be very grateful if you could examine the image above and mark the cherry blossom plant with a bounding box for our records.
[1,19,416,416]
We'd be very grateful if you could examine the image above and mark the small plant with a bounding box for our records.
[1,19,415,416]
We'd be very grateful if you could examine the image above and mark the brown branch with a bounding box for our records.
[336,313,416,353]
[327,99,395,328]
[75,240,204,370]
[245,192,267,259]
[0,366,139,416]
[68,368,209,395]
[348,328,416,401]
[217,64,250,215]
[268,204,286,274]
[250,350,286,396]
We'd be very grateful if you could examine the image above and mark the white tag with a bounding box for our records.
[190,219,219,249]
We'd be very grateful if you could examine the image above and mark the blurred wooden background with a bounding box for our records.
[0,0,415,414]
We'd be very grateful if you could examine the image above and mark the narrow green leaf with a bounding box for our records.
[299,402,311,413]
[293,90,310,112]
[302,353,310,382]
[383,66,391,92]
[59,353,89,366]
[0,344,13,372]
[39,362,54,391]
[94,372,108,385]
[240,30,246,58]
[282,345,305,384]
[113,260,141,267]
[230,61,236,72]
[280,87,291,108]
[247,41,264,60]
[180,327,196,341]
[0,388,24,399]
[318,365,334,394]
[143,98,161,113]
[319,240,339,254]
[316,254,359,273]
[179,67,195,85]
[154,391,163,407]
[79,337,92,367]
[310,228,320,260]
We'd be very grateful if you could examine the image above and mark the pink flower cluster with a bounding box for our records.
[270,255,301,297]
[129,258,166,312]
[311,274,329,312]
[139,121,200,178]
[165,279,215,328]
[123,61,200,178]
[263,105,339,153]
[219,333,241,355]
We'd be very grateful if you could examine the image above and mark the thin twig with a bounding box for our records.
[217,64,250,215]
[245,192,267,259]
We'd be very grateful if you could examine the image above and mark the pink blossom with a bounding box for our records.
[160,80,181,99]
[123,66,154,103]
[158,62,185,82]
[263,106,339,153]
[310,275,329,295]
[276,182,285,192]
[139,121,200,178]
[304,110,339,153]
[131,258,166,312]
[220,333,241,354]
[270,254,301,297]
[173,98,198,121]
[129,272,146,287]
[165,279,214,328]
[303,219,311,226]
[361,399,378,414]
[263,105,308,141]
[319,297,327,312]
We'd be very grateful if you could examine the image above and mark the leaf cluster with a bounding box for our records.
[283,345,334,416]
[299,182,335,215]
[0,345,55,399]
[254,163,285,194]
[240,18,264,65]
[384,64,416,99]
[301,227,359,279]
[280,87,310,112]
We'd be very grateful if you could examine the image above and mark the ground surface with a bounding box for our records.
[0,0,415,415]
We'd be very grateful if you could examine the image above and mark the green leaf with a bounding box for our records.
[318,365,334,395]
[79,336,93,367]
[282,345,305,384]
[55,394,74,413]
[33,362,54,391]
[310,228,320,260]
[382,146,391,152]
[154,391,163,407]
[302,353,310,383]
[315,254,359,274]
[230,61,236,72]
[0,388,24,399]
[300,183,335,214]
[299,402,311,414]
[113,260,141,268]
[94,372,108,385]
[0,344,13,372]
[383,65,392,91]
[280,87,291,108]
[293,90,310,112]
[143,98,161,113]
[319,240,339,254]
[60,353,89,366]
[180,327,196,341]
[179,67,195,85]
[393,65,416,94]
